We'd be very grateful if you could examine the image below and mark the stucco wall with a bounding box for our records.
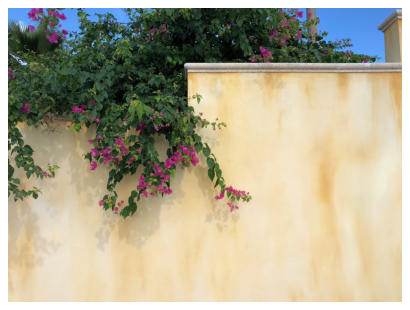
[384,19,402,62]
[9,64,402,301]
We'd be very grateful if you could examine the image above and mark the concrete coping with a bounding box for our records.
[184,63,402,73]
[378,9,402,32]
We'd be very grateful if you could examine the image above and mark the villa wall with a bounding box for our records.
[9,63,402,301]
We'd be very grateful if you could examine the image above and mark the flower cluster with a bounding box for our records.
[149,25,168,40]
[71,100,101,124]
[248,8,307,62]
[27,8,68,44]
[214,185,252,212]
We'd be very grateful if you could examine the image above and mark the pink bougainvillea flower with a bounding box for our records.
[154,125,159,131]
[291,17,297,22]
[215,191,225,200]
[94,118,100,123]
[296,30,302,40]
[127,156,135,165]
[62,29,68,35]
[280,19,289,27]
[114,206,119,214]
[72,106,83,113]
[114,137,122,146]
[49,22,56,27]
[99,200,103,207]
[149,28,157,39]
[295,11,303,18]
[88,139,94,144]
[160,25,167,31]
[28,25,35,32]
[90,161,98,170]
[20,104,30,113]
[59,13,67,20]
[363,59,369,63]
[46,32,59,44]
[87,115,91,119]
[90,148,99,157]
[90,100,95,105]
[97,136,103,140]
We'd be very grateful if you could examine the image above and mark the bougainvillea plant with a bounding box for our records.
[8,8,376,218]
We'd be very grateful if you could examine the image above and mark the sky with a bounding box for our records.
[8,8,401,62]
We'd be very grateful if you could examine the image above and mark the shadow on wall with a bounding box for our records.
[10,121,237,258]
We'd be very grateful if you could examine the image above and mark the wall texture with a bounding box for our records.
[378,10,402,63]
[9,64,402,301]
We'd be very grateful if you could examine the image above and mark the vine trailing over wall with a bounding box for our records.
[8,8,376,218]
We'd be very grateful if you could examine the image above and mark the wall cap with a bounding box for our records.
[378,9,402,32]
[184,63,402,73]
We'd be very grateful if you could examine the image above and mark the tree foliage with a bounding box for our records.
[8,8,376,217]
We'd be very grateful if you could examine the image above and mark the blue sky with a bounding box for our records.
[8,8,400,62]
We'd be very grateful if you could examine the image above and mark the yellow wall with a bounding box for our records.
[9,71,402,301]
[384,19,402,62]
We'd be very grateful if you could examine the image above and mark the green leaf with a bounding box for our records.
[206,157,214,169]
[203,145,211,157]
[208,168,215,182]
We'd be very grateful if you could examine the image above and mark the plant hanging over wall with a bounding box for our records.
[8,8,376,218]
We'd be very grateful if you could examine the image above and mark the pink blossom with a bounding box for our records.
[28,25,35,32]
[62,29,68,35]
[280,19,289,27]
[280,36,288,46]
[215,191,225,200]
[160,25,167,31]
[87,115,91,119]
[91,148,99,157]
[20,104,30,113]
[88,139,94,144]
[46,32,59,44]
[97,136,103,140]
[114,207,119,214]
[94,118,100,123]
[59,13,67,20]
[90,100,95,105]
[296,30,302,40]
[90,161,98,170]
[49,22,56,27]
[291,17,297,22]
[99,200,103,206]
[295,11,303,18]
[72,106,83,113]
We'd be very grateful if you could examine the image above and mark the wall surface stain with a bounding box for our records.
[9,71,401,301]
